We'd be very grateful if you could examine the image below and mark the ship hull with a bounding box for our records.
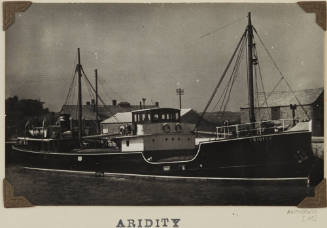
[190,131,316,177]
[7,131,323,182]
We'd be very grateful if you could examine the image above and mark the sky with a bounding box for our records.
[5,3,324,112]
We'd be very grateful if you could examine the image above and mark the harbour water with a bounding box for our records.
[5,164,312,206]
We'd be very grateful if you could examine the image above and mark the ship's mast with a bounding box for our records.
[95,69,99,133]
[77,48,83,140]
[247,12,256,123]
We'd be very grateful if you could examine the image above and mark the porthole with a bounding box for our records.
[178,137,180,141]
[187,138,190,141]
[152,139,155,142]
[165,138,168,141]
[171,137,175,141]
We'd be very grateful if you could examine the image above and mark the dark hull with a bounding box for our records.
[7,131,323,183]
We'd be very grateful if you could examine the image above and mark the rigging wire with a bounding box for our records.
[217,73,234,112]
[80,66,106,106]
[195,29,247,129]
[254,61,261,120]
[252,40,270,119]
[75,93,79,123]
[70,77,77,108]
[262,77,283,104]
[64,71,77,106]
[84,76,96,103]
[245,34,250,111]
[211,75,232,112]
[98,81,114,104]
[70,71,78,122]
[212,35,246,113]
[199,16,246,39]
[221,35,246,111]
[63,51,78,107]
[80,66,120,122]
[82,76,101,127]
[221,34,247,119]
[251,41,261,120]
[253,42,269,107]
[253,27,310,120]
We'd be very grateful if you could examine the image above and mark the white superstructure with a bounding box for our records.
[115,108,195,152]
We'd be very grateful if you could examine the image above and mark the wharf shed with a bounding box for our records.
[240,88,323,136]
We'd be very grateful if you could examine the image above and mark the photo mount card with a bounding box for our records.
[2,1,326,210]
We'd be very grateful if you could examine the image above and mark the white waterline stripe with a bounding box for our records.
[23,167,95,175]
[23,167,308,182]
[103,172,308,181]
[13,146,142,156]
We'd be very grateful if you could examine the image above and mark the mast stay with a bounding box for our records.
[195,12,310,131]
[195,30,247,129]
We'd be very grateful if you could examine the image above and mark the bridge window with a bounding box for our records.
[145,113,151,122]
[153,114,159,121]
[175,113,180,121]
[126,140,130,147]
[133,109,181,123]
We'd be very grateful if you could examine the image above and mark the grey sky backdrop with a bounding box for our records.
[5,3,324,112]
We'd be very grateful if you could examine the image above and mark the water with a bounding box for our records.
[5,165,312,206]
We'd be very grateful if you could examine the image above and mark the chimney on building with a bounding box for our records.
[139,101,142,109]
[155,101,159,107]
[112,99,117,106]
[142,98,146,108]
[91,99,96,111]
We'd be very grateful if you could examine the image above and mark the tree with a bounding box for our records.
[5,96,52,138]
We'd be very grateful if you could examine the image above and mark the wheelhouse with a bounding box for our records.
[132,108,181,124]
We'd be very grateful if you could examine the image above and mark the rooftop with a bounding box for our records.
[241,88,323,108]
[60,104,156,121]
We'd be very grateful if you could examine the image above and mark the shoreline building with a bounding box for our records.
[240,88,323,136]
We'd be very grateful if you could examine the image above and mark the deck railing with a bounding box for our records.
[215,119,296,139]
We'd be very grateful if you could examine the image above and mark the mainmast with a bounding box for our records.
[247,12,256,123]
[77,48,83,140]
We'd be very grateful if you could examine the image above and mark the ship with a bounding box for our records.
[8,12,323,184]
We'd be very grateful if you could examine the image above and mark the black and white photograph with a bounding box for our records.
[3,1,325,207]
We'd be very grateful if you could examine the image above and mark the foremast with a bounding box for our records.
[77,48,83,140]
[95,69,99,133]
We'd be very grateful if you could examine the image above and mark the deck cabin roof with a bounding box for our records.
[59,104,156,121]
